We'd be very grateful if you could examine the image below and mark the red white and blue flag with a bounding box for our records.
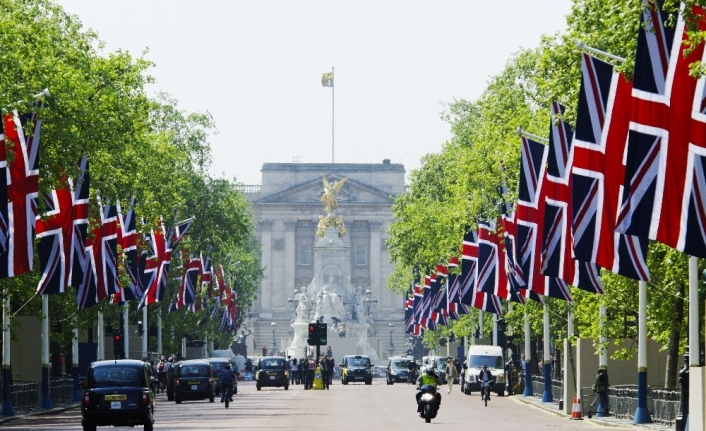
[77,200,119,309]
[515,136,570,300]
[446,257,462,320]
[477,219,509,300]
[616,1,706,257]
[113,197,143,303]
[572,54,649,281]
[0,108,41,277]
[137,216,193,309]
[541,103,603,294]
[459,230,479,312]
[36,157,89,295]
[177,256,203,309]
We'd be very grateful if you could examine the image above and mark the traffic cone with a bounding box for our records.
[570,397,583,420]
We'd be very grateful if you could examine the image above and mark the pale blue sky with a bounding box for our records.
[58,1,572,185]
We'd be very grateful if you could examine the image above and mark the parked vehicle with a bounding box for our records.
[171,360,215,404]
[81,359,155,431]
[340,355,372,385]
[462,345,505,396]
[255,356,289,391]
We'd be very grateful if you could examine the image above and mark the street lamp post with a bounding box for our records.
[363,289,378,318]
[271,322,277,354]
[388,323,394,357]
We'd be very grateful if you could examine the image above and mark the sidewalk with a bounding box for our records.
[0,403,79,425]
[511,395,673,430]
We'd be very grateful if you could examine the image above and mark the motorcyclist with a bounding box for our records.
[219,364,235,403]
[416,367,442,414]
[157,357,168,393]
[407,359,417,383]
[478,364,495,400]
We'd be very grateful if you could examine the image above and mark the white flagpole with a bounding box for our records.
[331,66,335,163]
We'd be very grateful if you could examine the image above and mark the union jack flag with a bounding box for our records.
[430,267,448,327]
[542,103,603,294]
[36,157,89,295]
[459,230,479,312]
[412,281,423,336]
[572,54,649,281]
[477,219,509,300]
[113,197,143,302]
[177,256,203,309]
[515,136,571,300]
[77,200,119,309]
[404,293,415,333]
[424,274,440,331]
[0,108,41,277]
[200,253,214,297]
[418,275,433,329]
[446,257,462,320]
[137,216,193,309]
[616,1,706,258]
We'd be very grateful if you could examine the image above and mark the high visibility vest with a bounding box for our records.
[421,374,437,386]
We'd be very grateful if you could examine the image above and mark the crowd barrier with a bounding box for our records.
[0,377,78,414]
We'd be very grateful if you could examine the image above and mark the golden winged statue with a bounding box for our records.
[319,175,348,214]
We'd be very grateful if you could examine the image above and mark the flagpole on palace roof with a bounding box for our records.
[331,66,335,163]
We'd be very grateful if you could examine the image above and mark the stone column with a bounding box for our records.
[283,220,297,311]
[259,219,274,312]
[369,221,384,308]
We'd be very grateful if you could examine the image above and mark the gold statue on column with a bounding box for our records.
[319,175,348,215]
[318,175,348,238]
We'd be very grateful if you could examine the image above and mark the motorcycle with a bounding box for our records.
[416,384,439,423]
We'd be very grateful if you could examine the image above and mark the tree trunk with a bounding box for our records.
[664,281,686,388]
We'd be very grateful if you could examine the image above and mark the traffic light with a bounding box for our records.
[317,323,327,345]
[113,332,124,359]
[307,323,317,346]
[262,345,267,356]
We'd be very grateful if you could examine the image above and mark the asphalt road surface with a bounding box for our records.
[0,379,629,430]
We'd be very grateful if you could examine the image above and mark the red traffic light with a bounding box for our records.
[114,334,122,341]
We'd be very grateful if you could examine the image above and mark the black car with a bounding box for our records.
[204,358,238,396]
[386,356,414,384]
[81,359,155,431]
[172,360,215,403]
[255,356,289,390]
[340,355,372,385]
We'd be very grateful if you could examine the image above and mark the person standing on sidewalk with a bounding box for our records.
[445,357,458,394]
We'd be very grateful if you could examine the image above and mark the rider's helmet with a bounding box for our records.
[426,367,436,376]
[483,364,488,370]
[224,364,231,369]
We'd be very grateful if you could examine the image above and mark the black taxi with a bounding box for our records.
[81,359,155,431]
[172,360,215,403]
[340,355,372,385]
[204,357,238,396]
[255,356,289,390]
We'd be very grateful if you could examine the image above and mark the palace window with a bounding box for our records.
[299,245,311,266]
[355,245,367,266]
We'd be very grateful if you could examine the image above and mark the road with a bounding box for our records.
[1,379,628,430]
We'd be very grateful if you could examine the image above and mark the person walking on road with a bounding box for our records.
[445,357,458,394]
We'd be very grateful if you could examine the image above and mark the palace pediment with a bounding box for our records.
[254,174,395,206]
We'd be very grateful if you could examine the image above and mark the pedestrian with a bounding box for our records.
[593,367,610,416]
[305,357,315,389]
[290,358,298,385]
[444,357,458,394]
[320,356,330,389]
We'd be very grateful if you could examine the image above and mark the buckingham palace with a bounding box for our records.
[239,160,407,361]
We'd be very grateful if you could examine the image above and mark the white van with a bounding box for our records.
[462,345,505,396]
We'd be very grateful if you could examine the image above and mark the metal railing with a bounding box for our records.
[580,385,681,425]
[530,375,563,401]
[50,378,75,405]
[1,381,40,412]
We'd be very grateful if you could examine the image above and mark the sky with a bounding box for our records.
[57,1,573,186]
